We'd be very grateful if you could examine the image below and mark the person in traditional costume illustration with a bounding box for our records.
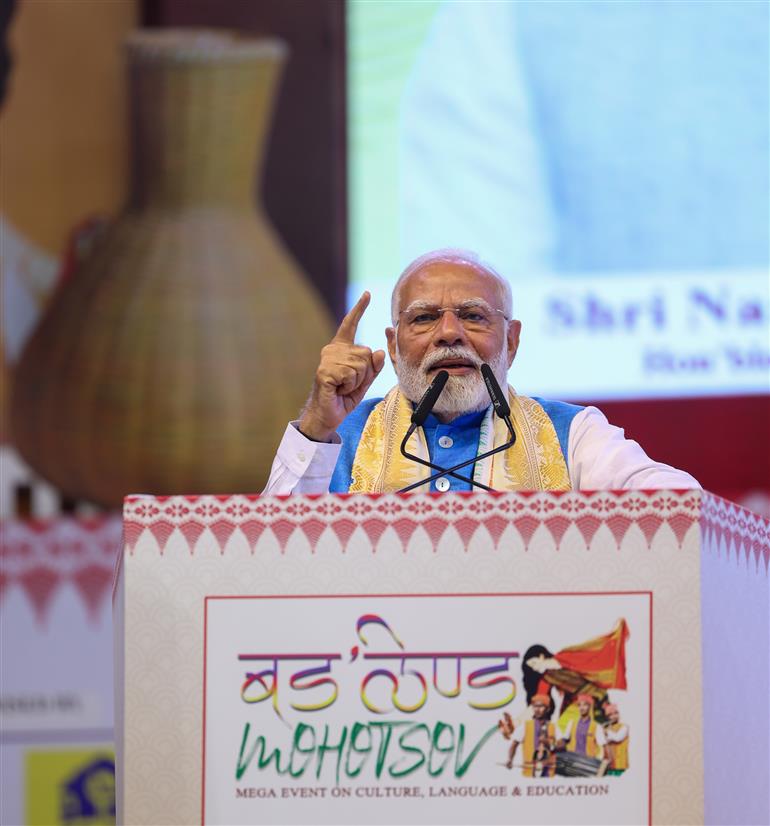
[499,693,558,777]
[560,694,606,762]
[263,250,700,495]
[603,703,629,775]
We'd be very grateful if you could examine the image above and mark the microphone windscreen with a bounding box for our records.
[481,363,511,417]
[411,369,449,426]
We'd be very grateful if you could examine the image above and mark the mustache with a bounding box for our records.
[421,347,483,373]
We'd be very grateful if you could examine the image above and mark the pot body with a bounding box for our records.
[10,31,334,506]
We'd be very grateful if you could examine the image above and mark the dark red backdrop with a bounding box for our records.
[585,395,769,500]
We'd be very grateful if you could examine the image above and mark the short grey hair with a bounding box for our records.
[390,248,513,325]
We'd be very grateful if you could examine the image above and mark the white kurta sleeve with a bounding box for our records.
[262,422,342,495]
[604,724,629,743]
[511,721,527,744]
[594,724,607,747]
[567,407,701,491]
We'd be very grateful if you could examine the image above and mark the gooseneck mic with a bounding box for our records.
[398,363,517,494]
[399,370,493,492]
[406,369,449,438]
[480,364,516,443]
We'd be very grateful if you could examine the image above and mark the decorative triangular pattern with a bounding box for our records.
[544,515,571,549]
[114,491,768,578]
[710,522,725,555]
[269,519,296,553]
[209,519,238,554]
[637,514,664,548]
[178,520,207,554]
[0,517,122,627]
[667,512,696,548]
[727,532,740,563]
[419,517,449,550]
[18,566,60,625]
[731,534,744,566]
[700,493,769,574]
[123,521,145,554]
[390,518,419,550]
[605,514,633,549]
[148,520,176,554]
[329,518,357,550]
[359,518,388,549]
[483,515,509,548]
[724,531,737,562]
[2,492,766,635]
[743,536,755,567]
[452,517,480,548]
[750,539,763,570]
[71,564,113,622]
[512,515,541,550]
[574,514,602,548]
[298,518,327,550]
[742,537,754,568]
[239,519,267,552]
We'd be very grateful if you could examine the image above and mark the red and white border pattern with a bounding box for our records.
[0,516,122,623]
[120,490,768,571]
[700,491,770,571]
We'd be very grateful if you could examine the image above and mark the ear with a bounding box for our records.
[507,320,522,367]
[385,327,397,367]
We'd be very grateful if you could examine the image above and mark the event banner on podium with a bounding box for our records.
[204,594,649,824]
[115,489,770,825]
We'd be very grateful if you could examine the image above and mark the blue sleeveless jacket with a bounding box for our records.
[329,397,583,493]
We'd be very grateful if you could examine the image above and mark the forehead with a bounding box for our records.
[398,261,503,309]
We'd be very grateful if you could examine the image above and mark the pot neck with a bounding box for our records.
[127,35,286,209]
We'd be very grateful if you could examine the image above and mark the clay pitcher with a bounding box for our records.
[10,30,334,507]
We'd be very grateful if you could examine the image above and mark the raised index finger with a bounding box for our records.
[333,291,371,343]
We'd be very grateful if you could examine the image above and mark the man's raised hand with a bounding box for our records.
[298,292,386,442]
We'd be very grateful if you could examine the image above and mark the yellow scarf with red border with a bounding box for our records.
[348,386,571,493]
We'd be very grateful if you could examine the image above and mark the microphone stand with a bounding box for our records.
[398,418,515,494]
[396,362,517,494]
[397,367,490,492]
[399,426,495,492]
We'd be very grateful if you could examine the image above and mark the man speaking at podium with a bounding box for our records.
[264,249,699,495]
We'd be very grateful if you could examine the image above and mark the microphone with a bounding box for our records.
[408,369,449,434]
[481,363,510,419]
[481,363,516,444]
[399,369,492,492]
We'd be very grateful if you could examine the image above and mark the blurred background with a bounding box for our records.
[0,1,767,823]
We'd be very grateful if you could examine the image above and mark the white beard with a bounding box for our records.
[395,343,510,420]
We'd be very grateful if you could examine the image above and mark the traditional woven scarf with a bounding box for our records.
[348,386,571,493]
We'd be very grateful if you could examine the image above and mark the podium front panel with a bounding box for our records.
[114,490,769,825]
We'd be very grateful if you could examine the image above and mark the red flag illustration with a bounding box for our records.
[554,619,629,690]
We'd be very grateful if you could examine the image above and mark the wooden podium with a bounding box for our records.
[114,489,769,825]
